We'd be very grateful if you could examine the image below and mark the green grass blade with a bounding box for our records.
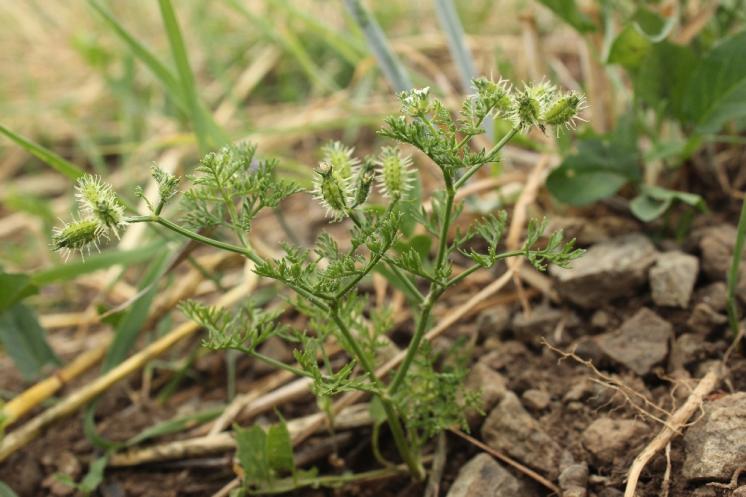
[31,242,166,286]
[88,1,184,106]
[727,197,746,336]
[343,0,412,92]
[433,0,492,137]
[224,0,339,92]
[158,0,228,152]
[0,124,84,180]
[269,0,366,65]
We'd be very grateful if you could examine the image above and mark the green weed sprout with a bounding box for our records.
[52,77,585,490]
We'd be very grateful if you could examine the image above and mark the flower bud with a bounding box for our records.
[376,146,413,199]
[313,162,351,220]
[321,141,359,182]
[51,217,107,260]
[75,175,126,237]
[542,92,586,131]
[472,77,512,118]
[400,87,431,116]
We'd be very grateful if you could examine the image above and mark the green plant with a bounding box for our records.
[50,78,584,491]
[542,1,745,223]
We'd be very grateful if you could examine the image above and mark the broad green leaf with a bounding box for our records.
[31,242,165,286]
[0,124,85,180]
[0,303,60,380]
[547,118,641,206]
[538,0,596,33]
[634,42,696,117]
[630,185,706,222]
[682,30,746,132]
[267,421,295,475]
[607,25,651,71]
[0,481,19,497]
[0,272,37,312]
[235,425,271,484]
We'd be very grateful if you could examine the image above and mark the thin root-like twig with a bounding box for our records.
[624,364,721,497]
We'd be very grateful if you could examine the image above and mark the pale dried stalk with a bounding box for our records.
[109,403,372,467]
[624,364,721,497]
[0,279,256,463]
[0,251,233,431]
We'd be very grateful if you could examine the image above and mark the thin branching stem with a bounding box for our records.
[454,127,519,189]
[727,197,746,336]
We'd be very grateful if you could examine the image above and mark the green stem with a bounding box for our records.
[434,186,455,272]
[328,306,423,480]
[388,296,434,395]
[445,250,525,288]
[454,127,519,189]
[727,197,746,336]
[126,215,262,264]
[241,348,313,379]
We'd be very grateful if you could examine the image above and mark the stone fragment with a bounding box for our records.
[522,389,551,411]
[512,305,578,345]
[682,392,746,480]
[482,392,562,478]
[649,251,699,307]
[596,308,672,375]
[464,362,507,428]
[698,224,746,301]
[687,302,728,334]
[558,462,588,497]
[695,282,727,311]
[477,306,512,338]
[581,417,649,464]
[551,234,657,308]
[445,453,536,497]
[732,486,746,497]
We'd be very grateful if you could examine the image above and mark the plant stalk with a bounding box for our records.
[727,197,746,336]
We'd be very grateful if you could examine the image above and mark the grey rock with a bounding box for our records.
[445,453,535,497]
[649,251,699,308]
[482,392,562,479]
[732,486,746,497]
[670,333,709,369]
[682,392,746,480]
[687,302,728,334]
[695,282,728,311]
[596,308,672,375]
[590,309,612,329]
[477,306,512,338]
[581,417,649,464]
[465,362,508,428]
[691,488,717,497]
[559,462,588,497]
[512,305,578,344]
[698,224,746,301]
[522,389,551,411]
[551,234,657,308]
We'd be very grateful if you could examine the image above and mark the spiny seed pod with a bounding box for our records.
[75,175,126,237]
[51,217,107,261]
[472,77,513,118]
[510,82,557,131]
[321,141,359,181]
[151,164,180,205]
[542,91,587,132]
[313,162,351,220]
[376,146,413,199]
[351,158,376,208]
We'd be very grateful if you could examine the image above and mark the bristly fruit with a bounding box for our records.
[74,175,127,237]
[376,146,413,199]
[51,217,107,260]
[321,141,360,181]
[542,91,587,132]
[313,161,351,220]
